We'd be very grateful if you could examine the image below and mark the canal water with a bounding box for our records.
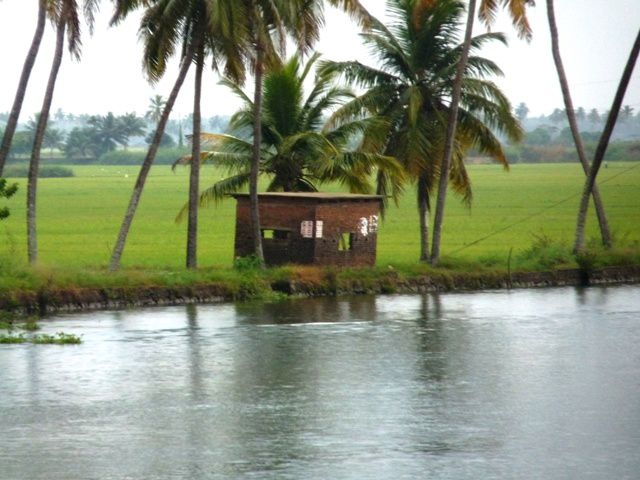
[1,285,639,479]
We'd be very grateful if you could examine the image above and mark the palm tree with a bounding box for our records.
[173,52,403,220]
[145,95,166,124]
[118,112,146,148]
[109,0,249,271]
[574,29,640,253]
[0,0,47,177]
[88,112,128,154]
[27,0,97,264]
[241,0,372,267]
[430,0,534,265]
[322,0,523,262]
[546,0,611,248]
[587,108,601,126]
[515,102,529,122]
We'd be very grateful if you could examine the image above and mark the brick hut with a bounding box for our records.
[231,193,384,267]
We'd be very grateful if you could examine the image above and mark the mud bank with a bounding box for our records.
[2,265,639,315]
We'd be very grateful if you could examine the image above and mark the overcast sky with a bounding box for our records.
[0,0,638,121]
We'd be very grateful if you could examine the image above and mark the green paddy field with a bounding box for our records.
[1,162,639,270]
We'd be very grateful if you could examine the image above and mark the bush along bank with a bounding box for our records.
[1,259,639,315]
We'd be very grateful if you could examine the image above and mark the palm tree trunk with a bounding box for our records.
[574,29,640,253]
[250,39,265,266]
[418,173,430,263]
[27,17,66,265]
[0,0,46,176]
[109,45,195,271]
[546,0,612,248]
[430,0,477,266]
[186,44,204,269]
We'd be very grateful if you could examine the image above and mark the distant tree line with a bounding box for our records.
[0,103,231,164]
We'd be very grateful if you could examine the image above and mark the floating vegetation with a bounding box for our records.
[0,318,81,345]
[32,332,82,345]
[0,332,82,345]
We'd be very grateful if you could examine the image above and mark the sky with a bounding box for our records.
[0,0,639,122]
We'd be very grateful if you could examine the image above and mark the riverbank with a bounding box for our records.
[2,261,639,315]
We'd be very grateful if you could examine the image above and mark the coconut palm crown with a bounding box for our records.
[174,52,404,221]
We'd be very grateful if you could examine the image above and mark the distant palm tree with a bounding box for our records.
[0,0,47,177]
[144,95,166,124]
[118,112,146,148]
[587,108,601,126]
[515,102,529,122]
[546,0,611,248]
[88,113,128,153]
[173,53,403,221]
[574,29,640,253]
[322,0,523,262]
[620,105,635,123]
[431,0,534,265]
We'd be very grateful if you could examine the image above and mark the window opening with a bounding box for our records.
[262,229,290,240]
[338,232,354,251]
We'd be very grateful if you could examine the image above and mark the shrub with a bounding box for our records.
[99,147,189,165]
[2,165,74,178]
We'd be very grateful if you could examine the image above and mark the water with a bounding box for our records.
[1,285,639,479]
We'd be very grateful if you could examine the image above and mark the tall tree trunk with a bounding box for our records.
[574,29,640,253]
[109,45,195,271]
[430,0,477,266]
[27,17,66,265]
[0,0,47,176]
[547,0,612,248]
[186,44,204,269]
[418,173,430,263]
[250,39,265,266]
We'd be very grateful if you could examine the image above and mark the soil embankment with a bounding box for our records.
[2,265,638,315]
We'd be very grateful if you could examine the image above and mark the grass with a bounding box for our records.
[0,162,639,272]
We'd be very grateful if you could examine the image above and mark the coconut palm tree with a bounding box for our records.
[322,0,523,262]
[574,29,640,253]
[546,0,611,248]
[145,95,166,125]
[240,0,372,267]
[109,0,249,270]
[0,0,47,177]
[27,0,98,264]
[430,0,534,265]
[173,52,403,221]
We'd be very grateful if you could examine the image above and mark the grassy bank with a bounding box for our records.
[1,240,639,314]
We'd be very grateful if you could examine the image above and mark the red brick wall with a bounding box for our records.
[234,196,381,267]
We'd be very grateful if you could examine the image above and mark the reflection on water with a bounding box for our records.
[1,285,639,479]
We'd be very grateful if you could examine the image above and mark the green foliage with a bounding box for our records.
[0,332,82,345]
[322,0,523,215]
[186,52,403,221]
[0,334,27,344]
[31,332,82,345]
[0,177,18,220]
[99,147,189,165]
[64,113,147,160]
[2,165,74,178]
[233,255,265,272]
[145,132,175,148]
[515,234,573,270]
